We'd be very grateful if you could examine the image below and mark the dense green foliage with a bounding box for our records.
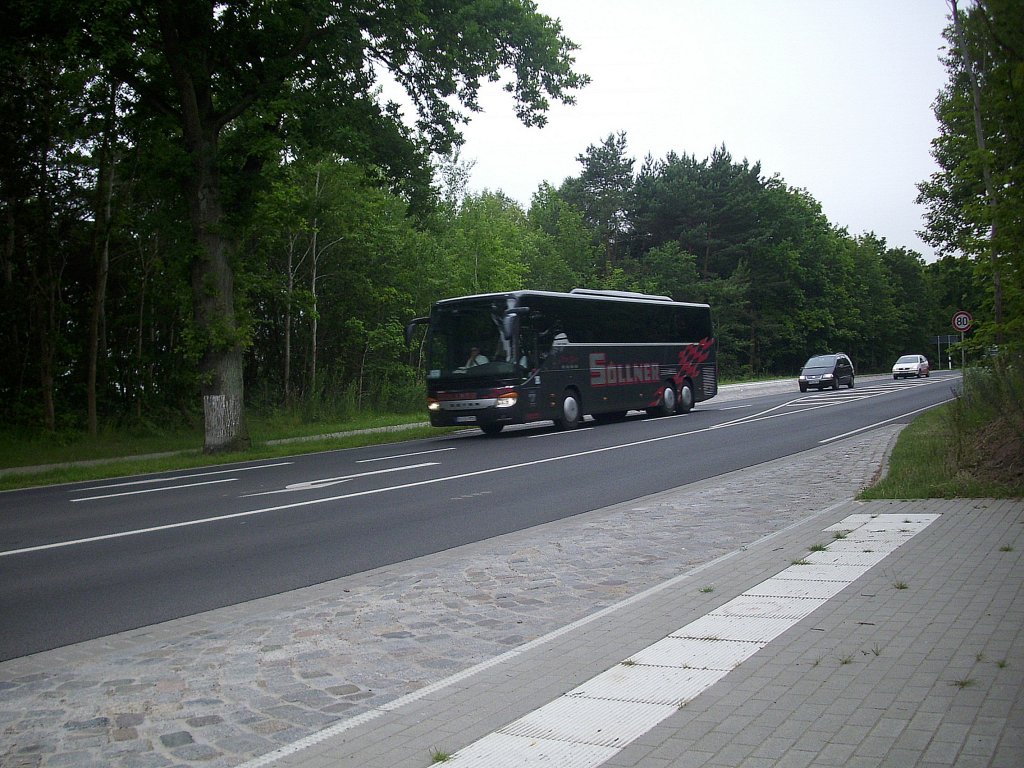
[917,0,1024,357]
[0,0,587,449]
[1,1,1015,450]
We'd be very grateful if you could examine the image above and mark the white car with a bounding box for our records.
[892,354,930,379]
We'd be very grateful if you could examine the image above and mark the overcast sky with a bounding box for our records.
[452,0,951,261]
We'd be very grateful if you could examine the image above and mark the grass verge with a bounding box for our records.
[860,363,1023,500]
[0,421,452,492]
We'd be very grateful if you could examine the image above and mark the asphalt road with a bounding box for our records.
[0,372,960,661]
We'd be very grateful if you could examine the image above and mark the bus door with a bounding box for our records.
[511,315,549,422]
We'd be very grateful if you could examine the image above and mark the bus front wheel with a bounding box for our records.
[555,389,582,429]
[480,423,504,436]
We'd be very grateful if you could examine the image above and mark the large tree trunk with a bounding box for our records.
[190,206,249,452]
[185,130,250,453]
[160,0,251,453]
[191,237,249,453]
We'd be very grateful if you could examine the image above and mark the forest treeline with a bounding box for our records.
[1,1,1018,447]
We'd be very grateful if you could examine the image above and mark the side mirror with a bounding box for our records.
[405,317,428,345]
[501,306,529,341]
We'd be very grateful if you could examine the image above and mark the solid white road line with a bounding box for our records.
[71,478,237,502]
[75,462,293,492]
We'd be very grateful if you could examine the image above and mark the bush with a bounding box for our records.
[947,356,1024,487]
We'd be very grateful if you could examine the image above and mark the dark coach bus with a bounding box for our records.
[405,288,717,435]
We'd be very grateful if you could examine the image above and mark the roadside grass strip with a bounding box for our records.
[441,513,938,767]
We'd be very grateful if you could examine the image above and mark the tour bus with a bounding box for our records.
[405,288,717,435]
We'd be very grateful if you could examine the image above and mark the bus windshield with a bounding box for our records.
[426,300,527,381]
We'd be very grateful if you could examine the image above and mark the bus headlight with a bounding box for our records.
[427,398,440,412]
[495,392,518,408]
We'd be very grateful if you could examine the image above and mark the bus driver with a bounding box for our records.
[464,346,488,367]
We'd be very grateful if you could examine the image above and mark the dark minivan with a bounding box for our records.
[798,353,855,392]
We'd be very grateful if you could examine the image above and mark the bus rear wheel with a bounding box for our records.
[555,389,582,429]
[647,384,676,417]
[676,381,694,414]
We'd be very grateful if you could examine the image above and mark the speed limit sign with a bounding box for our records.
[952,310,973,332]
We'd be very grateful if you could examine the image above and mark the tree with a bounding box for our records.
[628,145,766,281]
[527,183,601,289]
[83,0,587,451]
[883,246,932,355]
[447,192,532,294]
[560,132,634,272]
[84,71,127,436]
[918,0,1024,355]
[0,18,96,431]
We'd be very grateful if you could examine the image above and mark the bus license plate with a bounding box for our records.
[455,416,477,423]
